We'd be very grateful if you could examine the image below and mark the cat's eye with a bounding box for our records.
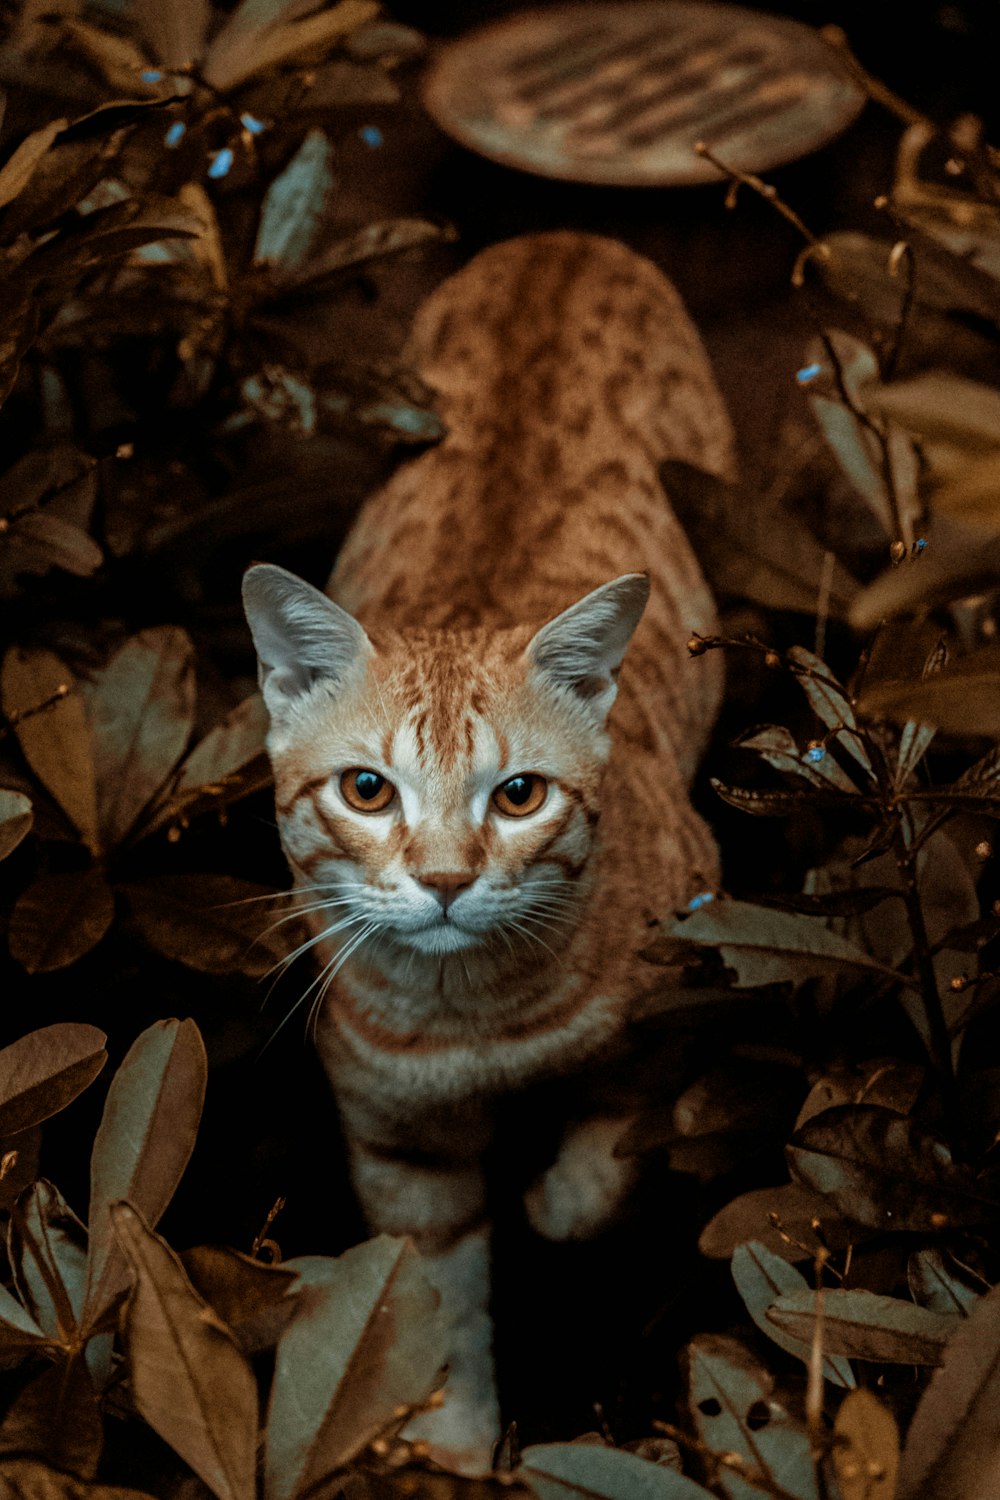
[340,768,396,813]
[492,774,548,818]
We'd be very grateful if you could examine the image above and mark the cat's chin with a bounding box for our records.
[403,922,481,956]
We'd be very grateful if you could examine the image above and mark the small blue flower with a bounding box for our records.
[141,69,163,83]
[914,537,928,551]
[164,121,187,148]
[805,745,826,763]
[688,891,715,911]
[359,125,384,148]
[240,113,266,135]
[208,148,234,180]
[796,362,822,384]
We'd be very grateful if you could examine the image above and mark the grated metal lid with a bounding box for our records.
[421,2,866,187]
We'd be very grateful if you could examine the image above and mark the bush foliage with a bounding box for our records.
[4,3,1000,1497]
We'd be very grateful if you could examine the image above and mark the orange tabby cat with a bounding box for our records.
[243,231,735,1470]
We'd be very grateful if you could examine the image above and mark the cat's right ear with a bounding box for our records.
[242,564,372,720]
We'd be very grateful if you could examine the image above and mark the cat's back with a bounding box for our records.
[331,231,734,774]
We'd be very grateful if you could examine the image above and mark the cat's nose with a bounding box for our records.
[417,871,476,910]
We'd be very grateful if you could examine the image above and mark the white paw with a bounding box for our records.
[524,1117,637,1241]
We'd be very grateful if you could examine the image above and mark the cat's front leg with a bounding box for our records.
[523,1115,638,1242]
[344,1118,500,1474]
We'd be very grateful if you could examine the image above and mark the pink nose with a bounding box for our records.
[417,871,476,909]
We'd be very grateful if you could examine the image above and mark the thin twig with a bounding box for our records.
[0,682,70,739]
[694,142,830,255]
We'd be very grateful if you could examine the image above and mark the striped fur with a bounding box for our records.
[243,232,734,1470]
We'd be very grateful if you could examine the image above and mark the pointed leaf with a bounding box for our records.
[205,0,378,89]
[0,1024,106,1137]
[0,1276,46,1348]
[9,1180,88,1343]
[732,1241,854,1386]
[787,644,872,775]
[84,1019,207,1330]
[9,867,115,973]
[265,1236,445,1499]
[670,900,906,989]
[794,1060,924,1129]
[168,693,268,798]
[767,1288,957,1364]
[710,781,857,817]
[518,1443,713,1499]
[899,1281,1000,1499]
[0,790,33,861]
[687,1334,818,1500]
[2,648,99,853]
[0,1356,102,1479]
[0,119,66,210]
[286,218,451,291]
[788,1105,1000,1232]
[88,627,196,849]
[833,1388,898,1500]
[254,130,334,271]
[113,1204,257,1500]
[908,1248,982,1316]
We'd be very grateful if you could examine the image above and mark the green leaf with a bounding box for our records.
[122,874,293,976]
[254,130,334,271]
[0,790,33,861]
[898,1282,1000,1499]
[264,1236,445,1500]
[786,645,873,775]
[9,868,116,973]
[669,900,906,989]
[0,1024,106,1138]
[833,1388,898,1500]
[113,1204,258,1500]
[518,1443,713,1499]
[788,1105,1000,1232]
[2,649,100,853]
[83,1019,207,1333]
[88,627,196,849]
[9,1179,88,1343]
[767,1288,957,1364]
[0,1357,102,1480]
[148,692,269,834]
[908,1248,982,1317]
[734,725,827,783]
[687,1334,818,1500]
[731,1241,854,1387]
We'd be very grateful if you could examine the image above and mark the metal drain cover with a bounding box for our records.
[421,1,865,186]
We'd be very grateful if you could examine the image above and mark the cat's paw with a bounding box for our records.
[523,1116,637,1241]
[404,1393,499,1476]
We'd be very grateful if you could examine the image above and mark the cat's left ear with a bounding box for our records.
[527,573,649,721]
[242,563,372,721]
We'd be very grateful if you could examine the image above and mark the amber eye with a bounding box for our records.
[340,768,395,812]
[492,774,548,818]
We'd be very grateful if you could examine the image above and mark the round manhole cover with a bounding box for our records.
[422,2,866,186]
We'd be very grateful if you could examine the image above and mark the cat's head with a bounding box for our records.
[243,565,647,962]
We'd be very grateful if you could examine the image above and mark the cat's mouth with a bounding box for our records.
[405,918,479,955]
